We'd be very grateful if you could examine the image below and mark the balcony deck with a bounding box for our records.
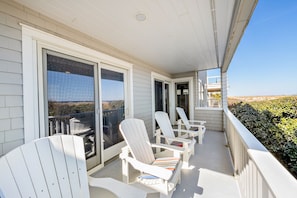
[90,130,240,197]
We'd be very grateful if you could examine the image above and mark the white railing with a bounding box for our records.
[207,76,221,90]
[224,110,297,198]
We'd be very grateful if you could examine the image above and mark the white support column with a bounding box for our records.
[221,72,228,131]
[221,72,228,111]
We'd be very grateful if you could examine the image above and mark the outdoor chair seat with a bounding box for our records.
[137,157,180,186]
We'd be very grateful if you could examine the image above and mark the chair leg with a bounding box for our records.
[182,144,189,168]
[198,132,203,144]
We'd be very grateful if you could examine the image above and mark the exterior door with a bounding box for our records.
[176,82,190,118]
[154,80,170,114]
[101,65,128,161]
[154,80,171,129]
[43,50,101,170]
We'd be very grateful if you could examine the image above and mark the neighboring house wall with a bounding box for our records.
[0,0,168,155]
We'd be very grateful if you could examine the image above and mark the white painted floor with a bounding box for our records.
[90,131,241,198]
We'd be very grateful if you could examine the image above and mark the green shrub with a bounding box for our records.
[229,97,297,178]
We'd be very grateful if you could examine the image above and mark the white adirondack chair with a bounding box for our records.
[155,111,196,168]
[119,118,183,197]
[0,135,146,198]
[176,107,206,144]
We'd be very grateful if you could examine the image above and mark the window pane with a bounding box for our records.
[47,53,96,159]
[101,68,125,149]
[155,81,163,111]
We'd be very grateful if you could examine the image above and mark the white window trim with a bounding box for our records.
[21,24,134,143]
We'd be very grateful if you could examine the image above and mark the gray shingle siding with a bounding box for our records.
[133,65,153,139]
[0,3,24,156]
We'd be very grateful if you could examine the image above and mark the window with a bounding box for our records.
[22,25,133,170]
[197,68,221,108]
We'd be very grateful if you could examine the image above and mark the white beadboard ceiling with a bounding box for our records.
[14,0,257,74]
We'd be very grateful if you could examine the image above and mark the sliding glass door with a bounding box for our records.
[42,49,130,168]
[101,65,127,161]
[44,50,100,170]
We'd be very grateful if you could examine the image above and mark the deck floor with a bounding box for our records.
[90,130,240,197]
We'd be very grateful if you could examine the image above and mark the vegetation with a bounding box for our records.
[48,101,95,116]
[229,96,297,178]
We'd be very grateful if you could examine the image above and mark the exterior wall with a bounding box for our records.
[194,108,223,131]
[0,6,24,156]
[0,0,168,155]
[133,62,154,139]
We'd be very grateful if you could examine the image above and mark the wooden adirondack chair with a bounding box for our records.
[119,118,183,197]
[0,135,146,198]
[155,111,196,168]
[176,107,206,144]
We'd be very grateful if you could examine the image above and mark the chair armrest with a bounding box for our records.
[188,124,206,130]
[188,120,206,125]
[125,156,173,180]
[169,137,192,144]
[155,134,191,144]
[173,129,198,136]
[151,143,184,153]
[88,176,147,198]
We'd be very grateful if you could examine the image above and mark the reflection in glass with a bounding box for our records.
[101,68,125,149]
[46,53,96,159]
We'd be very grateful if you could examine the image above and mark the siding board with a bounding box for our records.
[0,23,21,40]
[0,48,22,63]
[0,35,21,51]
[0,84,22,96]
[0,60,22,74]
[0,72,22,84]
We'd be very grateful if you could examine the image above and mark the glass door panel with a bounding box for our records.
[165,83,170,114]
[101,68,126,159]
[44,50,100,169]
[155,80,164,111]
[176,82,189,118]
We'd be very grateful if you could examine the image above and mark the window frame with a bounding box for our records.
[22,24,134,146]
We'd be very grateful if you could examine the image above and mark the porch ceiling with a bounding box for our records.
[14,0,257,74]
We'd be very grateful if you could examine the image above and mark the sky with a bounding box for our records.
[228,1,297,96]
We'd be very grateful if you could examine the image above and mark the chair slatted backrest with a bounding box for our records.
[176,107,191,130]
[0,135,89,198]
[120,118,155,165]
[155,111,176,141]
